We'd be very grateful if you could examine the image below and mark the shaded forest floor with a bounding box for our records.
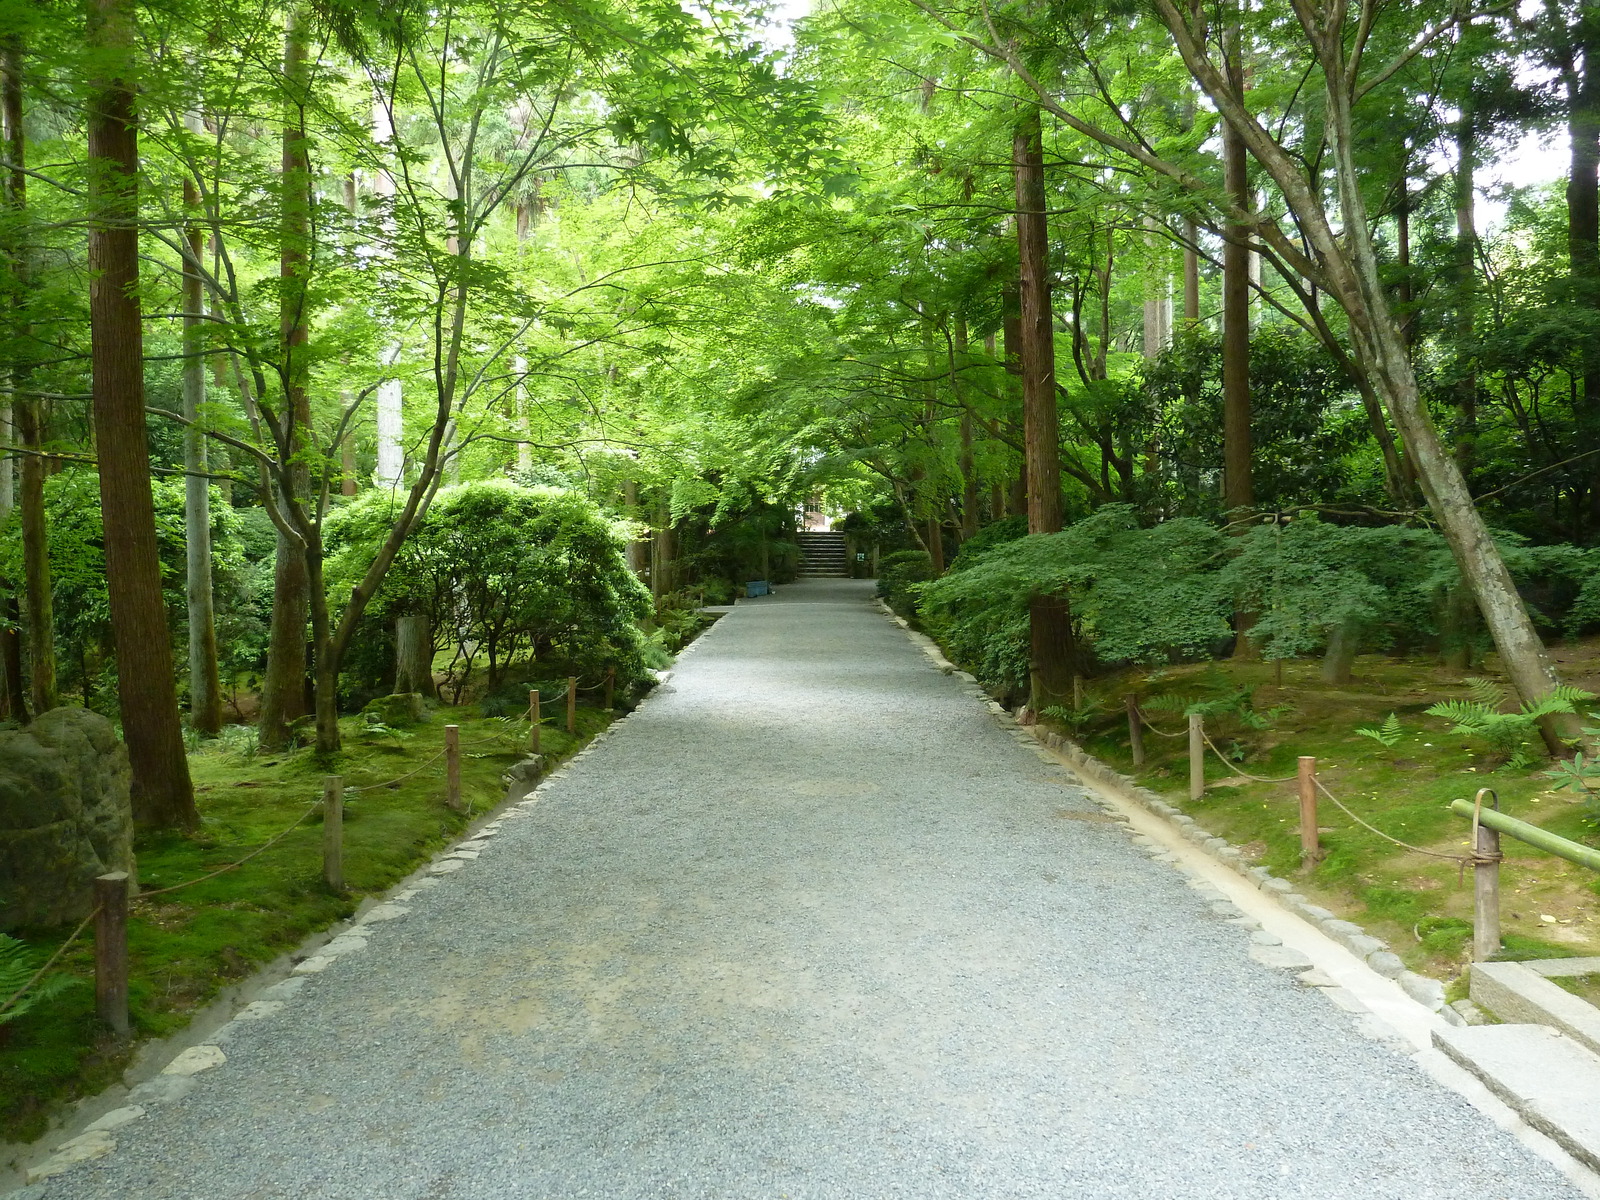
[1051,648,1600,995]
[0,702,613,1150]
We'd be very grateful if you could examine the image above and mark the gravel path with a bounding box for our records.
[28,579,1587,1199]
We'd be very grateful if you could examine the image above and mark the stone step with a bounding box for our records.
[1433,1023,1600,1173]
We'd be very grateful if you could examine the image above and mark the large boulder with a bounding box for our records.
[0,708,134,930]
[361,692,426,728]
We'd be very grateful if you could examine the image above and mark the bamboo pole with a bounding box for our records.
[566,676,577,734]
[528,688,540,755]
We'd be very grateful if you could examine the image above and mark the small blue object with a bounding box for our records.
[745,580,770,597]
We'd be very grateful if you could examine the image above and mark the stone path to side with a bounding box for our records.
[30,579,1590,1199]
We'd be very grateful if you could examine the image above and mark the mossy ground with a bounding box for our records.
[0,702,612,1148]
[1049,649,1600,988]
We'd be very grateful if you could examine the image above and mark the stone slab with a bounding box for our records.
[25,1131,115,1183]
[1526,957,1600,978]
[162,1045,226,1076]
[1433,1023,1600,1173]
[1471,961,1600,1057]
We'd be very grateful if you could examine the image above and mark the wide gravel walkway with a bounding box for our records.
[32,579,1587,1199]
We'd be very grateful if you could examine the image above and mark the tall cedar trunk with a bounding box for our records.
[182,161,220,735]
[1221,46,1257,659]
[393,610,435,697]
[259,13,313,751]
[1001,284,1028,516]
[1221,110,1252,519]
[87,0,197,827]
[956,318,978,540]
[623,478,648,577]
[1013,111,1075,710]
[1183,218,1201,321]
[926,517,945,575]
[1568,36,1600,517]
[651,499,674,599]
[1454,109,1478,476]
[4,37,54,716]
[0,394,17,720]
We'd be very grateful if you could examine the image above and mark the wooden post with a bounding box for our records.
[566,675,577,734]
[322,775,343,891]
[1297,756,1320,869]
[603,666,615,711]
[444,724,462,812]
[1126,695,1145,768]
[1474,798,1502,961]
[528,688,540,755]
[1188,712,1204,801]
[94,872,129,1038]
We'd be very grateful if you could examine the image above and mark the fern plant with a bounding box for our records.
[1354,713,1404,749]
[1142,686,1285,731]
[1424,678,1594,769]
[0,932,74,1027]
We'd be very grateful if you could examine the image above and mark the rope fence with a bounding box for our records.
[1117,693,1582,961]
[2,689,596,1040]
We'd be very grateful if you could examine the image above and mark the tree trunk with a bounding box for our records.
[1222,37,1257,660]
[259,11,313,752]
[182,150,221,737]
[1221,102,1252,518]
[87,0,197,827]
[1014,110,1075,710]
[1568,45,1600,513]
[1325,89,1580,750]
[1395,166,1414,350]
[623,478,648,577]
[651,498,674,599]
[1183,218,1201,322]
[4,36,53,717]
[926,516,945,575]
[1454,108,1478,476]
[393,610,435,697]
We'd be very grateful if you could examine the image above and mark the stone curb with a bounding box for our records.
[869,597,1454,1021]
[1017,719,1451,1016]
[10,623,721,1194]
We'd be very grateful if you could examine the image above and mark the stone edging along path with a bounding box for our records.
[12,627,729,1192]
[872,601,1466,1020]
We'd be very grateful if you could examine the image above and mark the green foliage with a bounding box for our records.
[326,481,651,703]
[1141,684,1283,731]
[1425,678,1593,768]
[875,549,934,618]
[1355,713,1405,749]
[0,934,75,1027]
[919,507,1229,695]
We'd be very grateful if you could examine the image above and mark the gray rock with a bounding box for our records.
[1250,930,1284,946]
[1343,934,1388,959]
[1399,971,1446,1011]
[1366,951,1407,979]
[0,707,134,930]
[1251,944,1315,971]
[1263,877,1294,895]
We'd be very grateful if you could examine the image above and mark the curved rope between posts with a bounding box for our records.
[0,907,99,1021]
[345,748,447,794]
[1312,778,1495,868]
[1132,705,1188,739]
[137,800,323,900]
[1199,729,1298,784]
